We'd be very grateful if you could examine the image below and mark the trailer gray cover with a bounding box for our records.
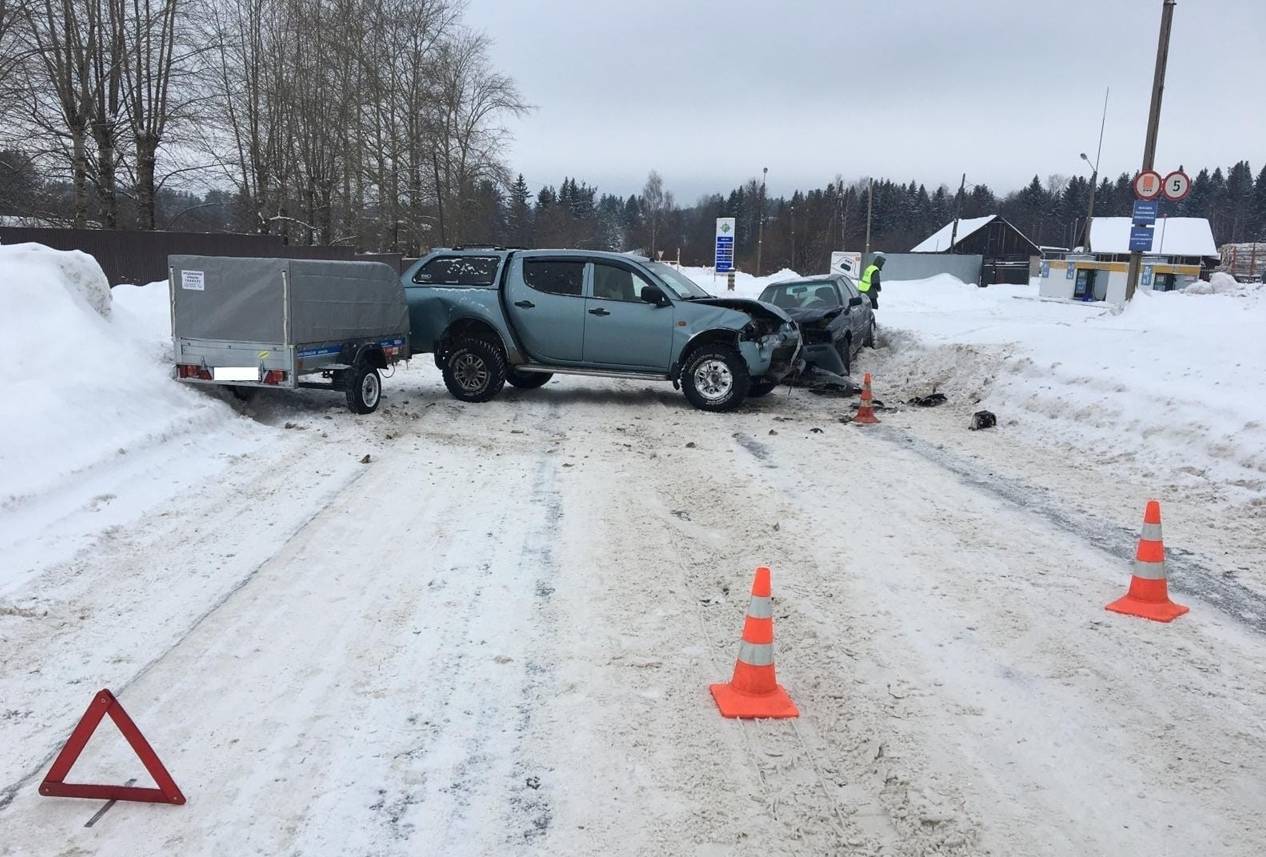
[170,255,408,345]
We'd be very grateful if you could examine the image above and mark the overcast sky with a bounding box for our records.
[462,0,1265,202]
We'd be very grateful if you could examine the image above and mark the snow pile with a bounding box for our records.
[1185,271,1257,296]
[878,274,1266,500]
[681,265,801,300]
[0,244,240,506]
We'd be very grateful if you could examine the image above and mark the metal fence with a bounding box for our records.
[0,227,402,286]
[863,252,984,285]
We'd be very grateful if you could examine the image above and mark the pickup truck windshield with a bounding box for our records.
[647,262,710,299]
[413,255,500,286]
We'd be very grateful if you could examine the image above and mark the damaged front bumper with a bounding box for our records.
[739,320,802,382]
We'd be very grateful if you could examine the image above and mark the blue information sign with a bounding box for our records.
[1129,225,1155,252]
[714,218,736,272]
[1132,200,1159,225]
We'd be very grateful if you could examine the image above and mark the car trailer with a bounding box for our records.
[170,255,411,413]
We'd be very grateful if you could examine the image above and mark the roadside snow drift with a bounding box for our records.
[0,244,242,507]
[878,275,1266,502]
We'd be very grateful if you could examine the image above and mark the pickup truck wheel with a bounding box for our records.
[345,363,382,414]
[681,344,750,412]
[506,369,552,389]
[748,379,779,398]
[443,336,506,403]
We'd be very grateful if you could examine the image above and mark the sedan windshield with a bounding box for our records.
[758,281,840,311]
[647,262,710,299]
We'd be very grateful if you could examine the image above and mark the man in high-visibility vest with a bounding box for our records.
[857,253,885,309]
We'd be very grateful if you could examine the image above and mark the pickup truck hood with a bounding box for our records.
[688,297,790,324]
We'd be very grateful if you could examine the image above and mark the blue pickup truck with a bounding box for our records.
[401,248,801,412]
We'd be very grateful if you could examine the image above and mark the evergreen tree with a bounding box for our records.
[506,174,533,246]
[1252,165,1266,241]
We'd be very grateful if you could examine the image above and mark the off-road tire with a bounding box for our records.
[680,343,750,412]
[506,369,553,389]
[442,336,507,403]
[748,379,779,398]
[864,321,877,348]
[345,362,382,414]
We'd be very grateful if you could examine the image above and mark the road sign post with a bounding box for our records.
[715,217,736,275]
[1125,0,1177,302]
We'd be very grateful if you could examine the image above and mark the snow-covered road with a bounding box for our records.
[2,358,1264,856]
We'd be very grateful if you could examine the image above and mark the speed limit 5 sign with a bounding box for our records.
[1162,170,1191,202]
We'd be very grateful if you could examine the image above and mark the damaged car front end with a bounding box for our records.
[757,275,875,378]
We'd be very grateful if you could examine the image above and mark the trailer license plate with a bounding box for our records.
[213,367,260,382]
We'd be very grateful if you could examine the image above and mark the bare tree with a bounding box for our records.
[430,28,526,241]
[22,0,97,224]
[119,0,181,227]
[641,170,673,256]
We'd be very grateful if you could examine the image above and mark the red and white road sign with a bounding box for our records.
[1133,170,1163,200]
[1162,169,1191,202]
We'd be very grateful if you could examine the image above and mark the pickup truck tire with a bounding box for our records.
[681,343,750,412]
[747,379,779,398]
[345,362,382,414]
[506,369,553,389]
[442,336,506,403]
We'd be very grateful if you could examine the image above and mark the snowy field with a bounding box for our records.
[2,249,1265,856]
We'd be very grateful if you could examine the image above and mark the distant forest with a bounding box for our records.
[1,0,1263,273]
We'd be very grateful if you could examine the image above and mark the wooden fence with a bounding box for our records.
[0,227,402,286]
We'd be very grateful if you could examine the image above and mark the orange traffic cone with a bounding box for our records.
[853,372,880,424]
[1105,500,1189,623]
[710,567,798,719]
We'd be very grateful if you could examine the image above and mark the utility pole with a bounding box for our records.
[864,178,873,256]
[755,167,768,276]
[1125,0,1177,301]
[1080,86,1109,250]
[949,173,967,250]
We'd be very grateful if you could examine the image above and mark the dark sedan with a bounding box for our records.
[757,275,876,377]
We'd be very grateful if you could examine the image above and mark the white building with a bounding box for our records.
[1038,217,1217,305]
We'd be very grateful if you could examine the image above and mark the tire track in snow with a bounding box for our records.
[0,463,372,814]
[875,426,1266,634]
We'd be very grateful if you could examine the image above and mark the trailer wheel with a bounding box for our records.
[345,363,382,414]
[442,336,506,403]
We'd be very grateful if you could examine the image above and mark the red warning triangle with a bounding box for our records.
[39,689,186,805]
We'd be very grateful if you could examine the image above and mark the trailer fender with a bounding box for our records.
[345,343,388,370]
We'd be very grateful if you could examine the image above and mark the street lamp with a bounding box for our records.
[756,167,767,276]
[1079,152,1099,251]
[1078,87,1109,251]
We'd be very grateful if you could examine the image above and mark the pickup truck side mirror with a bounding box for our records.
[641,285,669,307]
[848,295,864,308]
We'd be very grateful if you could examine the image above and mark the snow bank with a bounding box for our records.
[0,244,241,506]
[878,274,1266,501]
[681,265,801,299]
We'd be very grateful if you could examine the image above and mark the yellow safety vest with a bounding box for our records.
[858,264,879,292]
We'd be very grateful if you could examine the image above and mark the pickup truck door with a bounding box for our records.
[582,262,675,371]
[505,257,587,363]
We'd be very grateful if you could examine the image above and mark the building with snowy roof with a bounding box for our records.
[1036,216,1217,304]
[910,215,1040,284]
